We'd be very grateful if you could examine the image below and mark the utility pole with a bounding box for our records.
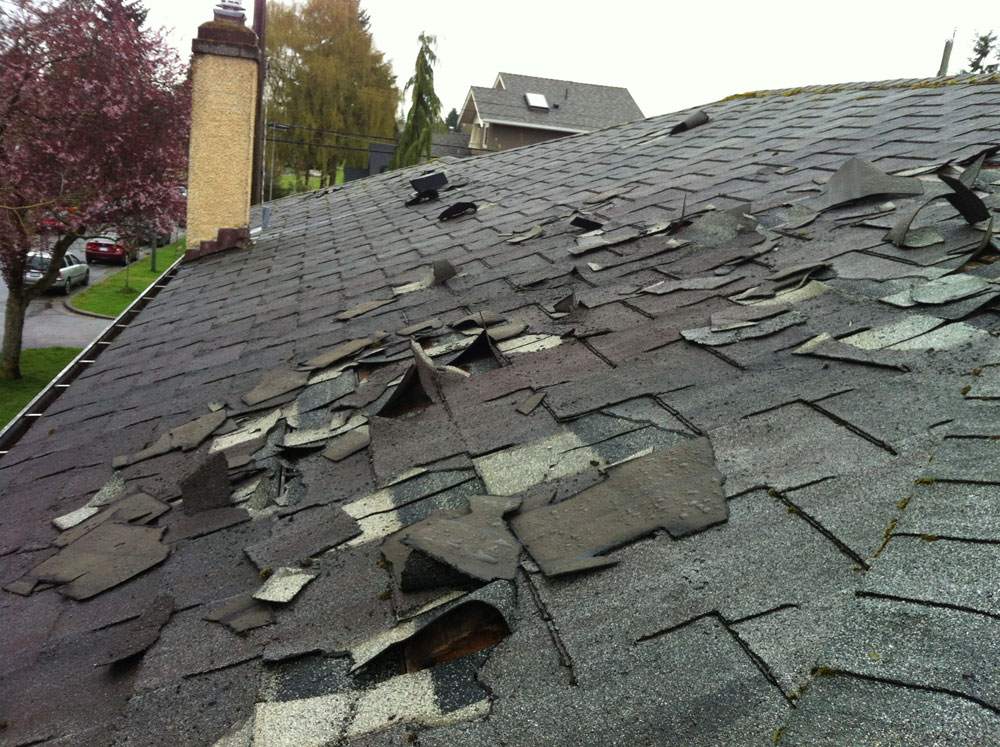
[938,29,956,77]
[251,0,268,205]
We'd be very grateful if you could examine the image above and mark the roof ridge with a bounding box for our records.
[497,71,632,92]
[719,73,1000,102]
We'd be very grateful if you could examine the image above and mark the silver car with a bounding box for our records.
[24,252,90,295]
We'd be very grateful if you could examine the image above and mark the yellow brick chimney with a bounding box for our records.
[185,1,260,259]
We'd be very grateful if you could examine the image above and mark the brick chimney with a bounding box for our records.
[185,0,260,259]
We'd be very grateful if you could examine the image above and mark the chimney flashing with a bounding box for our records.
[192,36,260,60]
[194,20,259,57]
[184,227,251,263]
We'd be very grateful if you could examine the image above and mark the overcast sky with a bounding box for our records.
[149,0,998,120]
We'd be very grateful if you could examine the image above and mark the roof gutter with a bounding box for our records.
[0,252,186,461]
[478,118,589,135]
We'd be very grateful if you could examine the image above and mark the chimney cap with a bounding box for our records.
[214,0,246,24]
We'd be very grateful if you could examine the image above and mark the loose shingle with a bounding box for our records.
[812,157,923,210]
[510,437,727,575]
[15,523,169,600]
[242,369,309,406]
[99,595,174,665]
[180,452,232,515]
[399,495,522,584]
[6,75,1000,746]
[55,492,170,547]
[244,504,361,570]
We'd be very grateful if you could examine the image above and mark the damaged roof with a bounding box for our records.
[3,74,1000,745]
[460,72,644,134]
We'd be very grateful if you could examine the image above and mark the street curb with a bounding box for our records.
[62,297,115,320]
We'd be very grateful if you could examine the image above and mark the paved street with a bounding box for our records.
[0,239,134,350]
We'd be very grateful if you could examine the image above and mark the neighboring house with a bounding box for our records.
[3,64,1000,747]
[459,71,644,151]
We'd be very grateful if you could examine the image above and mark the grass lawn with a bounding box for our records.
[278,172,323,192]
[277,166,344,191]
[71,239,185,317]
[0,347,81,428]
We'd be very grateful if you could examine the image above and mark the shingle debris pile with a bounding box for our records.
[2,75,1000,746]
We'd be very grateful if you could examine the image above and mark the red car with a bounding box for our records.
[85,235,137,265]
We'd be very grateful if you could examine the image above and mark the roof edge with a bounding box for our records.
[478,117,589,134]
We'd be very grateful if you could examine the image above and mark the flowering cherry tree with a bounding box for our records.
[0,0,189,379]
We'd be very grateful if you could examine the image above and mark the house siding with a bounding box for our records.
[485,123,572,151]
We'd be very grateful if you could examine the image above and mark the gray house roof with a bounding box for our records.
[460,72,644,134]
[2,75,1000,746]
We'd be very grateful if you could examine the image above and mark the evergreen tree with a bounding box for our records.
[391,33,442,169]
[444,107,459,132]
[966,31,998,74]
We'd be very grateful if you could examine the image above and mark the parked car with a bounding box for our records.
[137,227,171,248]
[85,234,136,265]
[24,251,89,295]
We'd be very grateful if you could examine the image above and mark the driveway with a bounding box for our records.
[0,239,134,350]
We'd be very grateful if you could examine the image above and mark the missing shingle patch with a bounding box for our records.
[447,330,508,373]
[252,566,318,603]
[402,601,510,673]
[376,365,434,418]
[393,260,457,294]
[570,214,603,232]
[351,582,515,673]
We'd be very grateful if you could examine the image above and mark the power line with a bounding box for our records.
[265,136,378,155]
[267,121,398,144]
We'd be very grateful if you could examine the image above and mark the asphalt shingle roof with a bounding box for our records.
[2,74,1000,746]
[463,72,644,133]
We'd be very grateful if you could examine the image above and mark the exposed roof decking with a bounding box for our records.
[1,76,1000,745]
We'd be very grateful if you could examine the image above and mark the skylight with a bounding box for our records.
[524,92,549,110]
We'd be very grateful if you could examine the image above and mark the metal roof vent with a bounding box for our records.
[525,92,549,110]
[214,0,246,23]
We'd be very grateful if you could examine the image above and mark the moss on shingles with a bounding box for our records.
[718,75,1000,104]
